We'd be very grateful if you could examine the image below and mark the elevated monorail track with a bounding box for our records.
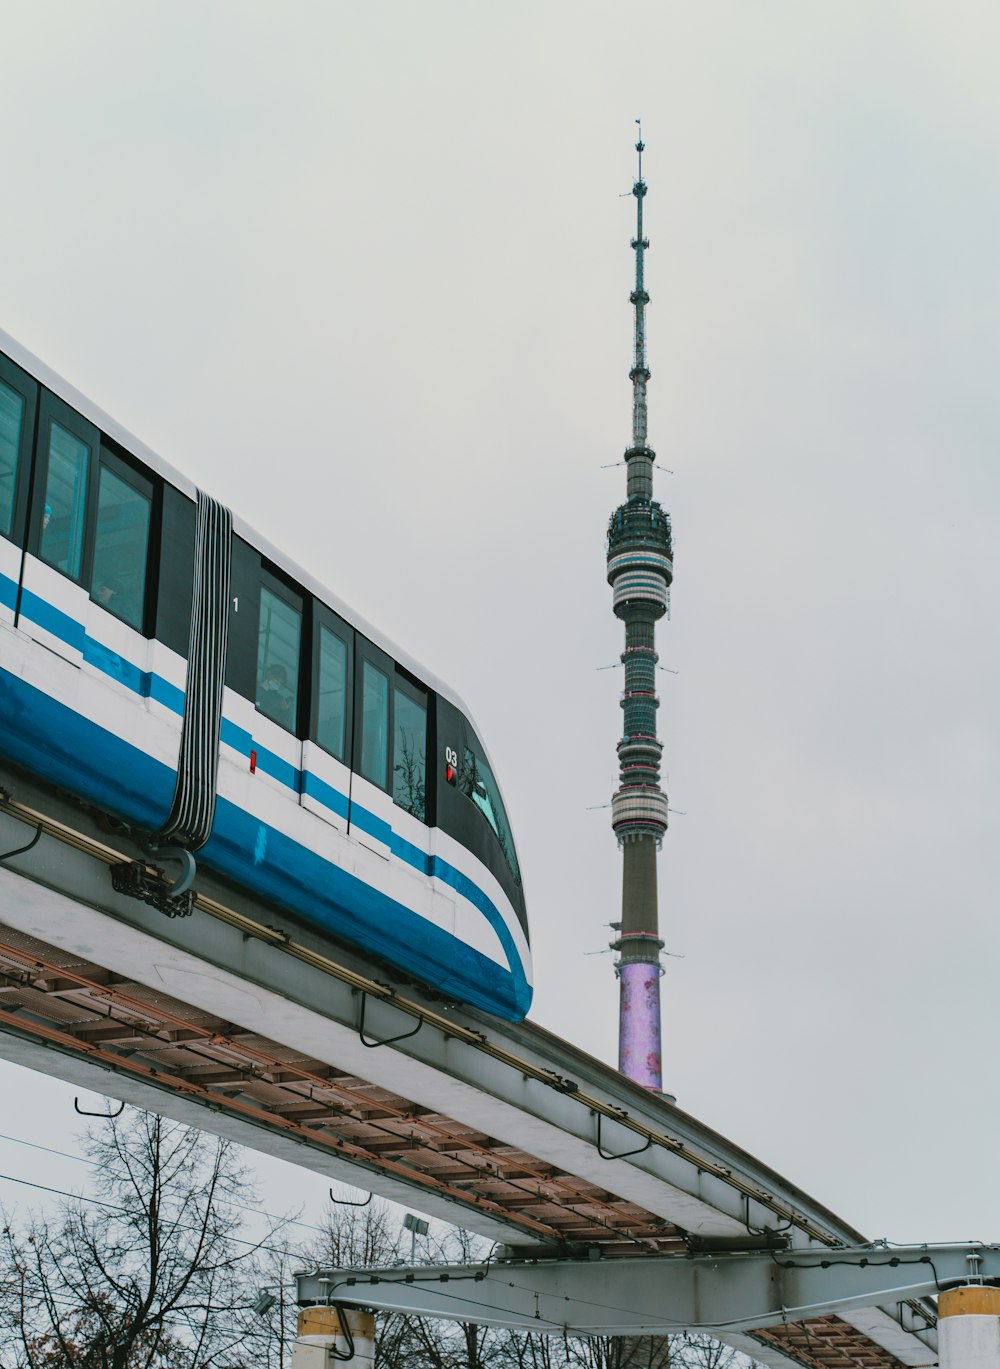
[0,776,937,1369]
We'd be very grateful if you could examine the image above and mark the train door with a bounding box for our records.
[18,391,100,666]
[301,602,352,835]
[0,354,36,628]
[80,447,155,667]
[349,638,395,859]
[249,567,306,814]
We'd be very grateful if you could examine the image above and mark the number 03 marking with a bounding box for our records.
[445,747,458,767]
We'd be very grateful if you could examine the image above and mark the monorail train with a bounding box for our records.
[0,331,531,1020]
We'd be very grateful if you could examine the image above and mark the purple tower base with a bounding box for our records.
[618,960,662,1090]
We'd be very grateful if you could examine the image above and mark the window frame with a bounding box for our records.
[89,444,155,635]
[310,600,354,766]
[29,390,100,586]
[354,636,394,793]
[255,565,307,737]
[392,669,430,824]
[0,351,38,550]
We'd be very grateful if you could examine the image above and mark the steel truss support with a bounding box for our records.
[296,1243,1000,1337]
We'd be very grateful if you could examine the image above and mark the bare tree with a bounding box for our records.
[563,1335,676,1369]
[241,1243,302,1369]
[0,1110,286,1369]
[676,1335,748,1369]
[498,1331,573,1369]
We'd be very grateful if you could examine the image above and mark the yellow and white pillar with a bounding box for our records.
[939,1287,1000,1369]
[290,1306,376,1367]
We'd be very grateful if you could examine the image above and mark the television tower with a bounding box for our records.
[606,131,673,1091]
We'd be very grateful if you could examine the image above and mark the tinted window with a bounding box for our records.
[0,381,24,539]
[393,684,426,821]
[461,744,520,884]
[317,624,349,761]
[40,422,90,580]
[360,659,389,787]
[90,464,151,630]
[256,584,301,731]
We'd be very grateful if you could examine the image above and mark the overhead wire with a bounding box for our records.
[0,1169,300,1261]
[0,1126,335,1238]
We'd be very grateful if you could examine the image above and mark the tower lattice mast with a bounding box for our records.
[606,130,673,1090]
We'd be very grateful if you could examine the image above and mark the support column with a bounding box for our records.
[939,1287,1000,1369]
[291,1306,376,1368]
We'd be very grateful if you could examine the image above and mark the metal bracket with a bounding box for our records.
[110,859,195,918]
[329,1187,373,1208]
[595,1111,652,1161]
[74,1096,125,1118]
[358,992,423,1049]
[147,845,197,898]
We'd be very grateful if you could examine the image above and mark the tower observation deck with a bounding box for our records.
[607,133,673,1091]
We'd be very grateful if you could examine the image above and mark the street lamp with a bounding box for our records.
[402,1212,429,1263]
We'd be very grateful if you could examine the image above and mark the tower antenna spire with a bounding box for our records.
[630,119,649,451]
[605,128,674,1092]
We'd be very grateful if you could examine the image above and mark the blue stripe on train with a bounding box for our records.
[13,603,495,912]
[201,802,530,1019]
[19,588,87,654]
[0,668,175,832]
[11,581,377,826]
[10,586,523,975]
[0,666,530,1020]
[5,578,529,1005]
[10,582,396,832]
[301,770,350,821]
[15,580,315,799]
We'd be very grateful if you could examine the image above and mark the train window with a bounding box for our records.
[460,744,521,884]
[90,460,151,630]
[393,681,426,821]
[0,381,24,539]
[360,659,389,788]
[317,623,349,761]
[256,582,301,732]
[40,422,91,581]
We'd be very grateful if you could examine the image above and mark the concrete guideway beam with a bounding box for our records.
[295,1243,1000,1337]
[0,788,861,1247]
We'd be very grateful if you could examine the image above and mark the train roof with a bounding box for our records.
[0,327,487,740]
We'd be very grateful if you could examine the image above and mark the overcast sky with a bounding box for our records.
[1,0,999,1250]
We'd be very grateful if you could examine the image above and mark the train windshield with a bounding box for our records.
[460,744,520,886]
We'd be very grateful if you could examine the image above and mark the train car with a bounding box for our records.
[0,331,531,1020]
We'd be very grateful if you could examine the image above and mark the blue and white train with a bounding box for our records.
[0,332,532,1020]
